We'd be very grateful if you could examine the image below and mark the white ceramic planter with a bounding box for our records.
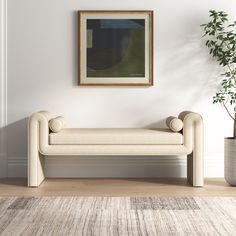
[225,138,236,185]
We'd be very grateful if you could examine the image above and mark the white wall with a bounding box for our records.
[2,0,236,177]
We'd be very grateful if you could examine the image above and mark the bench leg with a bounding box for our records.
[187,151,204,187]
[28,151,45,187]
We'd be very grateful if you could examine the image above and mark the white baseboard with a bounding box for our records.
[45,156,187,178]
[204,158,224,177]
[0,152,7,177]
[7,156,224,178]
[7,157,27,177]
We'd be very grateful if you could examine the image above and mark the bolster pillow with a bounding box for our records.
[166,116,183,132]
[49,116,65,133]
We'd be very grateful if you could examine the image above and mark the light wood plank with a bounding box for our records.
[0,178,235,196]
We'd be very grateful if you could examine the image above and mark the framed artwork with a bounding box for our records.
[78,10,153,86]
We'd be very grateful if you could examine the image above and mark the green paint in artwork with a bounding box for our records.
[88,29,145,77]
[87,29,93,48]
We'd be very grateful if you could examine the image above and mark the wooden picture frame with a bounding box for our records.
[78,10,153,86]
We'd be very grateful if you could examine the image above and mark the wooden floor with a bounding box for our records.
[0,178,236,196]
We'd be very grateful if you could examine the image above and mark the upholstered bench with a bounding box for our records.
[28,111,204,187]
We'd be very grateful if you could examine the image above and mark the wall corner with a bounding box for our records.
[0,0,7,177]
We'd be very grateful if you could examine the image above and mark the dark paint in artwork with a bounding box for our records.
[86,19,145,78]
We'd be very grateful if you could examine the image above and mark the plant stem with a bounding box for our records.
[234,114,236,138]
[223,102,235,120]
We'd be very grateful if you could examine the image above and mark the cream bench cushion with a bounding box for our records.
[49,128,183,145]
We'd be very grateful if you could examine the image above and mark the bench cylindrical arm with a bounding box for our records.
[178,111,203,154]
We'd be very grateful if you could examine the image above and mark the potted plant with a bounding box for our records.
[201,10,236,185]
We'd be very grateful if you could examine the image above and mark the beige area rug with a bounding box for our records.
[0,197,236,235]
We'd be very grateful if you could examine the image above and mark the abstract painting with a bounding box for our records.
[78,11,153,86]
